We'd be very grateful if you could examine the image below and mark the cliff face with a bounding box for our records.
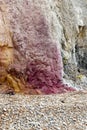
[0,0,87,94]
[54,0,87,89]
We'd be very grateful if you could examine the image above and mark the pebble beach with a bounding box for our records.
[0,91,87,130]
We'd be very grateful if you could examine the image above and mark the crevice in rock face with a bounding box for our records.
[77,25,86,38]
[75,44,87,70]
[75,25,87,70]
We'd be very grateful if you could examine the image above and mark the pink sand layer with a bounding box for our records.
[5,0,76,94]
[26,45,75,94]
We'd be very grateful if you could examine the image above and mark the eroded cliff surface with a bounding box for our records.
[0,0,87,94]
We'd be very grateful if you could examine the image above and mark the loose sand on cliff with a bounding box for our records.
[0,91,87,130]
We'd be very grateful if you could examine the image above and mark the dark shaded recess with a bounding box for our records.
[75,44,87,70]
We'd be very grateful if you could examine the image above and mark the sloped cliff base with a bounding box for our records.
[0,91,87,129]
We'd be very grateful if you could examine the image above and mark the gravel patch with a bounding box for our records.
[0,91,87,130]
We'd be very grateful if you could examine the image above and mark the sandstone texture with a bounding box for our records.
[0,0,87,94]
[0,0,74,94]
[0,1,87,129]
